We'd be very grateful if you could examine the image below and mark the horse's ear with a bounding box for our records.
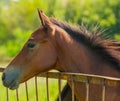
[37,9,52,29]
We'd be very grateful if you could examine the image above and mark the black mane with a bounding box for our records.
[50,18,120,72]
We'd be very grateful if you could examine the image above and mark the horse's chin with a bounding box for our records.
[8,81,19,90]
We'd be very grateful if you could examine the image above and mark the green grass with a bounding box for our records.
[0,73,66,101]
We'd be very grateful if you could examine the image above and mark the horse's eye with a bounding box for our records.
[27,42,36,49]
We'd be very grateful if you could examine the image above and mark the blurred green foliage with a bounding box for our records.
[0,0,120,58]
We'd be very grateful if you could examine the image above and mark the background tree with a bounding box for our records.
[0,0,120,58]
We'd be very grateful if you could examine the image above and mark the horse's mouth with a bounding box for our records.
[9,83,19,90]
[2,78,19,90]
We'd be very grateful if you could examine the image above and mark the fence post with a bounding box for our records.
[25,82,29,101]
[46,73,49,101]
[102,79,105,101]
[86,77,90,101]
[16,89,19,101]
[58,73,61,101]
[6,88,9,101]
[35,77,39,101]
[72,76,75,101]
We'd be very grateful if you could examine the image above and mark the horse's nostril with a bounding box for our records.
[2,72,6,81]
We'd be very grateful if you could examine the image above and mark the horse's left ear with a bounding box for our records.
[37,9,52,29]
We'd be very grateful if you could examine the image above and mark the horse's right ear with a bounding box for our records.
[37,9,52,28]
[37,9,45,26]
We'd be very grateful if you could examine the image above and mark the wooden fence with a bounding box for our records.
[0,67,120,101]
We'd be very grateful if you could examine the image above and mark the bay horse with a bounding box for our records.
[2,9,120,101]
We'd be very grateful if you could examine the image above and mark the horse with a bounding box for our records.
[2,9,120,101]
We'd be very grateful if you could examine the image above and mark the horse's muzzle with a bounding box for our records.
[2,67,21,90]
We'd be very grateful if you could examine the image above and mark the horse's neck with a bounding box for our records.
[53,30,120,78]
